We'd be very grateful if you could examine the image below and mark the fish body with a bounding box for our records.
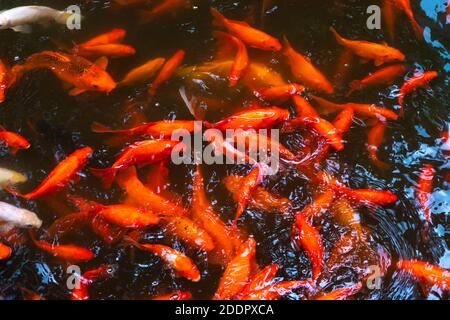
[0,59,10,102]
[315,283,362,300]
[397,260,450,290]
[73,44,136,59]
[90,140,178,188]
[348,64,406,96]
[10,147,93,199]
[211,8,281,52]
[148,50,185,96]
[416,164,434,223]
[72,265,115,300]
[11,51,116,95]
[388,0,423,40]
[0,6,70,33]
[255,84,304,102]
[212,107,289,131]
[398,71,438,116]
[0,201,42,230]
[0,168,27,188]
[118,57,165,87]
[32,237,95,262]
[330,27,405,66]
[283,37,334,94]
[368,121,390,170]
[98,204,159,228]
[79,28,126,47]
[0,128,30,154]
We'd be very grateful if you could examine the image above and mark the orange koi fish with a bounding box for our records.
[315,282,363,300]
[241,264,279,296]
[241,280,311,300]
[91,120,195,141]
[90,140,178,188]
[283,37,334,94]
[233,165,264,226]
[382,0,397,42]
[255,84,304,102]
[118,57,165,87]
[143,162,170,193]
[211,107,290,131]
[389,0,423,40]
[223,175,291,213]
[162,215,215,252]
[398,71,438,116]
[397,260,450,290]
[148,50,185,97]
[72,265,115,300]
[9,147,93,200]
[330,27,405,66]
[116,166,189,216]
[151,291,193,300]
[74,44,136,59]
[96,204,159,229]
[125,237,201,282]
[78,28,126,47]
[213,31,248,86]
[192,167,241,265]
[416,164,434,223]
[0,242,12,260]
[282,116,344,151]
[0,59,10,103]
[11,51,116,96]
[292,95,319,118]
[89,214,126,244]
[347,64,406,96]
[211,8,282,52]
[331,197,364,239]
[368,121,390,170]
[312,96,398,121]
[295,213,323,281]
[0,126,30,155]
[214,238,257,300]
[138,0,190,24]
[335,186,398,206]
[298,190,335,219]
[30,232,95,263]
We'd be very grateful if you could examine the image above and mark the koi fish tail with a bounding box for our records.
[409,17,424,41]
[91,122,115,133]
[210,8,227,27]
[329,27,346,46]
[311,96,340,116]
[346,80,361,97]
[90,168,117,189]
[4,185,27,199]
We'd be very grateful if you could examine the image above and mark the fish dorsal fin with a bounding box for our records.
[94,56,109,70]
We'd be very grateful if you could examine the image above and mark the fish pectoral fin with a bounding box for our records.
[68,87,88,96]
[94,56,109,70]
[12,25,32,34]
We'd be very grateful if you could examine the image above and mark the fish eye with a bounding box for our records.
[93,84,99,89]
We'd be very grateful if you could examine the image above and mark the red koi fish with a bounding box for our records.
[125,237,201,282]
[255,84,304,102]
[210,107,290,131]
[347,64,406,96]
[282,116,344,151]
[0,126,30,155]
[233,165,264,226]
[91,120,195,141]
[0,242,12,260]
[295,213,323,281]
[330,27,405,66]
[90,140,178,188]
[335,186,398,206]
[0,59,10,103]
[382,0,397,42]
[192,167,242,265]
[312,96,398,121]
[398,71,438,117]
[223,175,291,213]
[162,215,215,252]
[298,190,335,219]
[211,8,281,52]
[315,282,363,300]
[368,121,390,170]
[10,51,116,96]
[73,44,136,59]
[213,31,249,86]
[30,232,95,263]
[389,0,424,40]
[292,95,319,118]
[148,50,185,97]
[79,28,126,47]
[397,260,450,290]
[116,166,189,216]
[71,265,115,300]
[151,291,193,300]
[214,238,257,300]
[416,164,434,224]
[283,37,334,94]
[9,147,93,200]
[97,204,159,229]
[240,264,279,297]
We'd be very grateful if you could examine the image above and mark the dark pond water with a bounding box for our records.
[0,0,449,300]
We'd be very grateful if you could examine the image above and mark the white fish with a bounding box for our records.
[0,6,71,33]
[0,202,42,233]
[0,168,27,188]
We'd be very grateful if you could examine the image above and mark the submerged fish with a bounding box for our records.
[0,168,27,188]
[0,201,42,232]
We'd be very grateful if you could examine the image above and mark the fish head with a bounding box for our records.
[387,49,406,63]
[0,16,10,29]
[88,70,117,94]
